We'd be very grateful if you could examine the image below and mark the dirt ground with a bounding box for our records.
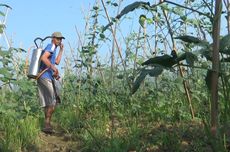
[26,125,81,152]
[37,131,79,152]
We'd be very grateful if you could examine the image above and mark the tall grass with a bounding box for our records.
[0,115,40,152]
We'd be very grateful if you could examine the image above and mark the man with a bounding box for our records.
[37,32,65,134]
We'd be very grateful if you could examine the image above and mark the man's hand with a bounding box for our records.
[60,43,64,51]
[53,68,60,80]
[51,65,59,77]
[53,68,59,77]
[55,44,64,65]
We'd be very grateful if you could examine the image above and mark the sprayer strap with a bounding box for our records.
[35,68,49,80]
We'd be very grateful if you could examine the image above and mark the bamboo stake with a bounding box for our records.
[161,3,195,119]
[133,27,142,72]
[110,0,122,86]
[143,19,147,57]
[100,0,123,140]
[154,2,159,104]
[100,0,126,69]
[154,8,158,56]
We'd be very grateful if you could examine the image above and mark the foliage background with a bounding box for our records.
[0,0,230,151]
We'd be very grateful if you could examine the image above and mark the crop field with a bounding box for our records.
[0,0,230,151]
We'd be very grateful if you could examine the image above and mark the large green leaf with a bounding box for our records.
[147,67,164,77]
[174,35,203,44]
[0,4,12,9]
[141,54,176,68]
[132,67,164,94]
[102,1,151,32]
[176,52,198,65]
[139,14,146,28]
[132,69,148,94]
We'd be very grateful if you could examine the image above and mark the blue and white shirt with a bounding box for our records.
[39,43,57,80]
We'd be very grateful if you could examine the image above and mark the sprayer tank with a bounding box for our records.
[27,48,43,78]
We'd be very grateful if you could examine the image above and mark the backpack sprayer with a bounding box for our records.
[27,36,51,79]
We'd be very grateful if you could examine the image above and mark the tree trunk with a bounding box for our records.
[211,0,222,136]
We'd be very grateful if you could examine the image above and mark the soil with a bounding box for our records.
[37,132,79,152]
[27,126,82,152]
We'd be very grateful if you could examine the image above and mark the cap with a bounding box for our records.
[51,32,65,39]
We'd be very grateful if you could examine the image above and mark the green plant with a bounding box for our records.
[0,116,39,151]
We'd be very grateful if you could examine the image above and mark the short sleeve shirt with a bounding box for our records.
[39,43,57,80]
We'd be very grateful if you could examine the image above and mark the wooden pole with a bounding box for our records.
[211,0,222,136]
[161,6,195,119]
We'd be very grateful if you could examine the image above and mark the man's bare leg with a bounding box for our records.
[44,106,55,129]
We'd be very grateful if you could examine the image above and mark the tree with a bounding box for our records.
[211,0,222,136]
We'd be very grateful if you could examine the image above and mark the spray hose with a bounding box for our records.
[35,68,60,80]
[34,36,52,48]
[35,68,49,80]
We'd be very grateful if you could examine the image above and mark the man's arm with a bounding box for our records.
[41,51,58,75]
[55,44,64,65]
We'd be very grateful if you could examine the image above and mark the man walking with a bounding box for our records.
[37,32,65,133]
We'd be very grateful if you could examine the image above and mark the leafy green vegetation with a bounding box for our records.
[1,0,230,151]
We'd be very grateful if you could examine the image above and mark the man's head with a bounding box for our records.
[51,32,65,46]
